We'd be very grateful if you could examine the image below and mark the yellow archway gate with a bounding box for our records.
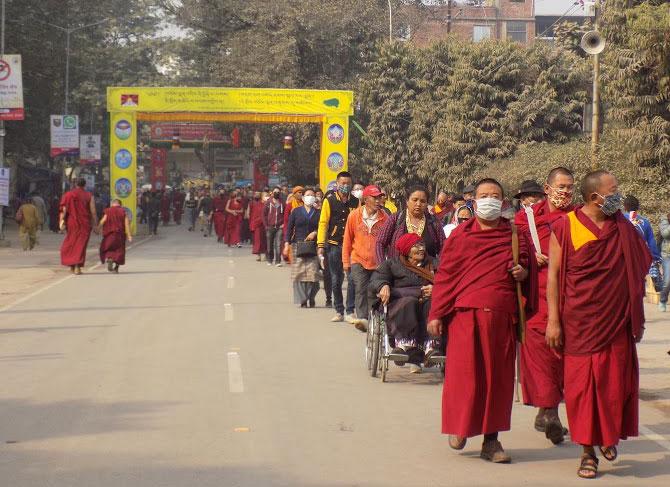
[107,87,354,232]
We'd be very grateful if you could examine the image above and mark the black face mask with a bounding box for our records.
[457,217,469,224]
[273,192,280,198]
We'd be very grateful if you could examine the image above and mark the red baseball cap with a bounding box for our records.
[362,185,383,198]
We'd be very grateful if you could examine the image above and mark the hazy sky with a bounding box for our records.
[535,0,589,17]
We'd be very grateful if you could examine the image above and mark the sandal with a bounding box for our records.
[577,453,599,479]
[449,435,466,450]
[599,445,618,462]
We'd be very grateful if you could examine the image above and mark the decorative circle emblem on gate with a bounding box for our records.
[114,119,132,140]
[327,124,344,144]
[114,149,132,169]
[326,152,344,172]
[114,178,132,198]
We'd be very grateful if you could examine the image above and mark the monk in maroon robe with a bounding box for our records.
[59,178,97,274]
[173,190,185,225]
[249,191,267,260]
[99,199,132,273]
[428,178,536,464]
[212,192,227,243]
[160,191,171,225]
[225,191,244,247]
[546,170,651,479]
[514,167,575,444]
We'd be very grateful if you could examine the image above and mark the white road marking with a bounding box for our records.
[227,276,235,289]
[224,303,234,321]
[0,236,152,313]
[227,352,244,393]
[640,425,670,452]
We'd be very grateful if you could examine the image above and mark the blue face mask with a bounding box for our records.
[339,184,351,195]
[596,192,623,216]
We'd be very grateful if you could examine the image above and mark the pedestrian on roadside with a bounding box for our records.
[31,191,48,232]
[659,211,670,312]
[185,188,198,231]
[17,197,42,251]
[546,170,650,479]
[428,178,536,464]
[342,185,388,332]
[442,204,473,239]
[160,190,171,226]
[317,171,359,322]
[212,190,227,243]
[198,190,214,237]
[99,199,132,273]
[225,190,244,247]
[59,178,97,274]
[515,167,575,445]
[263,186,285,266]
[515,180,546,209]
[173,188,185,225]
[49,195,61,232]
[285,188,321,308]
[376,185,445,263]
[430,190,452,222]
[624,195,661,261]
[147,191,161,235]
[249,191,267,261]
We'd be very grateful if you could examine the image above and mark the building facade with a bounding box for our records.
[411,1,536,47]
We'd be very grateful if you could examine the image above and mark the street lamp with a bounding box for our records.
[34,18,110,114]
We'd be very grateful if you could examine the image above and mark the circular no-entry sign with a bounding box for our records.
[0,60,10,81]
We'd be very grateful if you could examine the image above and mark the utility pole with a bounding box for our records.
[387,0,393,42]
[591,1,601,169]
[0,0,6,243]
[447,0,452,34]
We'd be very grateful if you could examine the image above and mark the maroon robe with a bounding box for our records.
[99,206,127,265]
[553,208,650,446]
[429,218,537,438]
[249,200,267,255]
[225,199,243,245]
[160,194,171,224]
[60,187,93,267]
[514,199,571,408]
[212,197,227,239]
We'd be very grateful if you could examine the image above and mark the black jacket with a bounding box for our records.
[368,257,436,305]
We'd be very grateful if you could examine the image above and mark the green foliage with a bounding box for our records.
[6,0,169,159]
[602,1,670,169]
[359,38,589,191]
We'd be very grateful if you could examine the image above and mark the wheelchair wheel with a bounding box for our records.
[370,315,381,378]
[365,313,375,370]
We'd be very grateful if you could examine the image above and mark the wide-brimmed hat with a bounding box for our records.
[515,180,544,198]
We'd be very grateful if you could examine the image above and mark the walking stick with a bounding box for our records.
[511,224,526,402]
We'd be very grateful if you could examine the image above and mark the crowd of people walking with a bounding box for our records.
[47,166,664,479]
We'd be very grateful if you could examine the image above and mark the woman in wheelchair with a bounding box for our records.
[369,233,440,372]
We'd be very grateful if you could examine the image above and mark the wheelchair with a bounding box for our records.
[365,304,445,382]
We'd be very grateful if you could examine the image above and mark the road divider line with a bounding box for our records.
[224,303,234,321]
[640,425,670,452]
[227,276,235,289]
[227,352,244,393]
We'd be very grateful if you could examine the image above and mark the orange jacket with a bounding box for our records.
[342,206,388,270]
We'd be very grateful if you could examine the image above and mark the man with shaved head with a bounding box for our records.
[428,178,537,464]
[514,167,574,444]
[546,170,651,479]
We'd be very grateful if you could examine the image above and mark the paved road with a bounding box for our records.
[1,226,669,486]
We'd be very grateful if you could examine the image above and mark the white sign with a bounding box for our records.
[0,55,24,120]
[0,167,9,206]
[50,115,79,158]
[80,134,101,164]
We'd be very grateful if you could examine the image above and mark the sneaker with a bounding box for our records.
[276,262,283,267]
[423,348,439,366]
[256,256,261,262]
[325,300,333,308]
[345,314,357,324]
[267,262,273,266]
[331,313,344,322]
[106,258,114,272]
[659,302,667,312]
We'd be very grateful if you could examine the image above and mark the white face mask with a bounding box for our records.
[475,197,503,221]
[303,195,316,207]
[351,189,363,200]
